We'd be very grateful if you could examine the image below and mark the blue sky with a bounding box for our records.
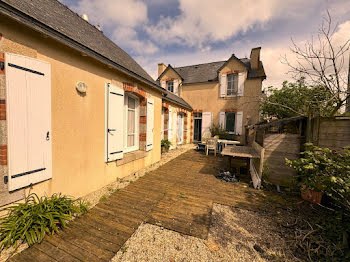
[60,0,350,88]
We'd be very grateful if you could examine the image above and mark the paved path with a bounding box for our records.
[11,150,267,262]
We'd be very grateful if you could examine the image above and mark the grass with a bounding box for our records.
[0,193,89,252]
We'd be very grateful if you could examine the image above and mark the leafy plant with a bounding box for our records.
[161,139,172,149]
[286,144,350,256]
[210,124,229,139]
[286,143,350,210]
[0,193,89,252]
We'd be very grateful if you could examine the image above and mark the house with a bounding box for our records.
[0,0,192,207]
[157,48,266,144]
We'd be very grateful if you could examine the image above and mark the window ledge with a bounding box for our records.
[116,150,148,166]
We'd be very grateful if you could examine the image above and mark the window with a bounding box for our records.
[225,112,235,133]
[124,94,139,153]
[227,74,238,96]
[167,81,174,93]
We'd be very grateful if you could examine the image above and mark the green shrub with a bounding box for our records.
[0,193,89,251]
[286,143,350,210]
[209,124,229,139]
[287,144,350,258]
[161,139,171,149]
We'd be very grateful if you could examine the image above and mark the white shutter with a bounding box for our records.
[173,79,179,95]
[201,112,213,135]
[146,97,154,151]
[161,80,166,89]
[6,53,52,191]
[237,72,245,96]
[161,108,164,140]
[235,111,243,135]
[168,109,172,142]
[105,83,124,162]
[220,74,227,97]
[219,112,226,129]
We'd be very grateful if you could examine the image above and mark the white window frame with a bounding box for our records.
[161,108,168,140]
[167,81,174,93]
[227,74,238,96]
[123,93,139,153]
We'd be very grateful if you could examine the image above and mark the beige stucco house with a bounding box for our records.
[0,0,192,207]
[157,48,266,144]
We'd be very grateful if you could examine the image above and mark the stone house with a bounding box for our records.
[0,0,192,206]
[157,48,266,143]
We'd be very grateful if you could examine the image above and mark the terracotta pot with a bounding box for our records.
[301,186,322,204]
[161,146,166,154]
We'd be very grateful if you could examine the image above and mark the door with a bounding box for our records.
[194,118,202,142]
[6,53,52,191]
[177,113,184,144]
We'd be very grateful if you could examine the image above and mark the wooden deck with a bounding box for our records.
[10,150,270,262]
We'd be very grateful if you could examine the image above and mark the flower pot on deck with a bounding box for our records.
[161,146,166,154]
[301,186,322,204]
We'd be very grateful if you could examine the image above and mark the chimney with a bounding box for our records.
[250,47,261,70]
[158,63,167,78]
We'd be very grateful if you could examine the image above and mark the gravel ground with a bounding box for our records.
[112,204,297,262]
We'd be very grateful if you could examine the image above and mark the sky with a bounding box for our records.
[59,0,350,88]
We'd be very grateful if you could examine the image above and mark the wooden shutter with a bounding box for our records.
[220,74,227,97]
[219,112,226,129]
[6,53,52,191]
[161,80,166,89]
[237,72,245,96]
[105,83,124,161]
[173,79,179,95]
[201,112,213,135]
[168,109,172,142]
[146,97,154,151]
[235,111,243,135]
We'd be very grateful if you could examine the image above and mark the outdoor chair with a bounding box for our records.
[206,138,218,156]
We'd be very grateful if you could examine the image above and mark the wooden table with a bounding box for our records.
[221,145,260,158]
[221,145,262,189]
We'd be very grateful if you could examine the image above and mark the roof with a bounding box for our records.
[163,90,193,111]
[0,0,162,92]
[158,56,266,85]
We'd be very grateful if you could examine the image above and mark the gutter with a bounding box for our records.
[0,2,166,94]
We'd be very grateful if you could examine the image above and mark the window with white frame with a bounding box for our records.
[124,94,139,153]
[227,74,238,96]
[167,81,174,93]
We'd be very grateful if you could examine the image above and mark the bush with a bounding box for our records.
[286,144,350,258]
[161,139,171,149]
[209,124,229,139]
[0,193,89,251]
[286,143,350,210]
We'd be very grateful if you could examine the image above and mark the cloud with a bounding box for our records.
[68,0,158,54]
[146,0,318,48]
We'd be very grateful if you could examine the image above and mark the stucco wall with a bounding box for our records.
[181,59,263,143]
[0,16,162,202]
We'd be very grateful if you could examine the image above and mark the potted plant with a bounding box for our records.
[286,143,350,205]
[161,139,172,153]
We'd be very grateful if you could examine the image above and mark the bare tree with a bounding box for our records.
[283,11,350,116]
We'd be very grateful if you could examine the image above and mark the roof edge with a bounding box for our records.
[0,2,165,93]
[157,64,184,81]
[217,54,248,73]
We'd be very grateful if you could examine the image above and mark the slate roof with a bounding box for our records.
[163,90,192,111]
[160,57,266,85]
[0,0,160,90]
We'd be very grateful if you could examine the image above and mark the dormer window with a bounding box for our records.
[167,81,174,93]
[227,74,238,96]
